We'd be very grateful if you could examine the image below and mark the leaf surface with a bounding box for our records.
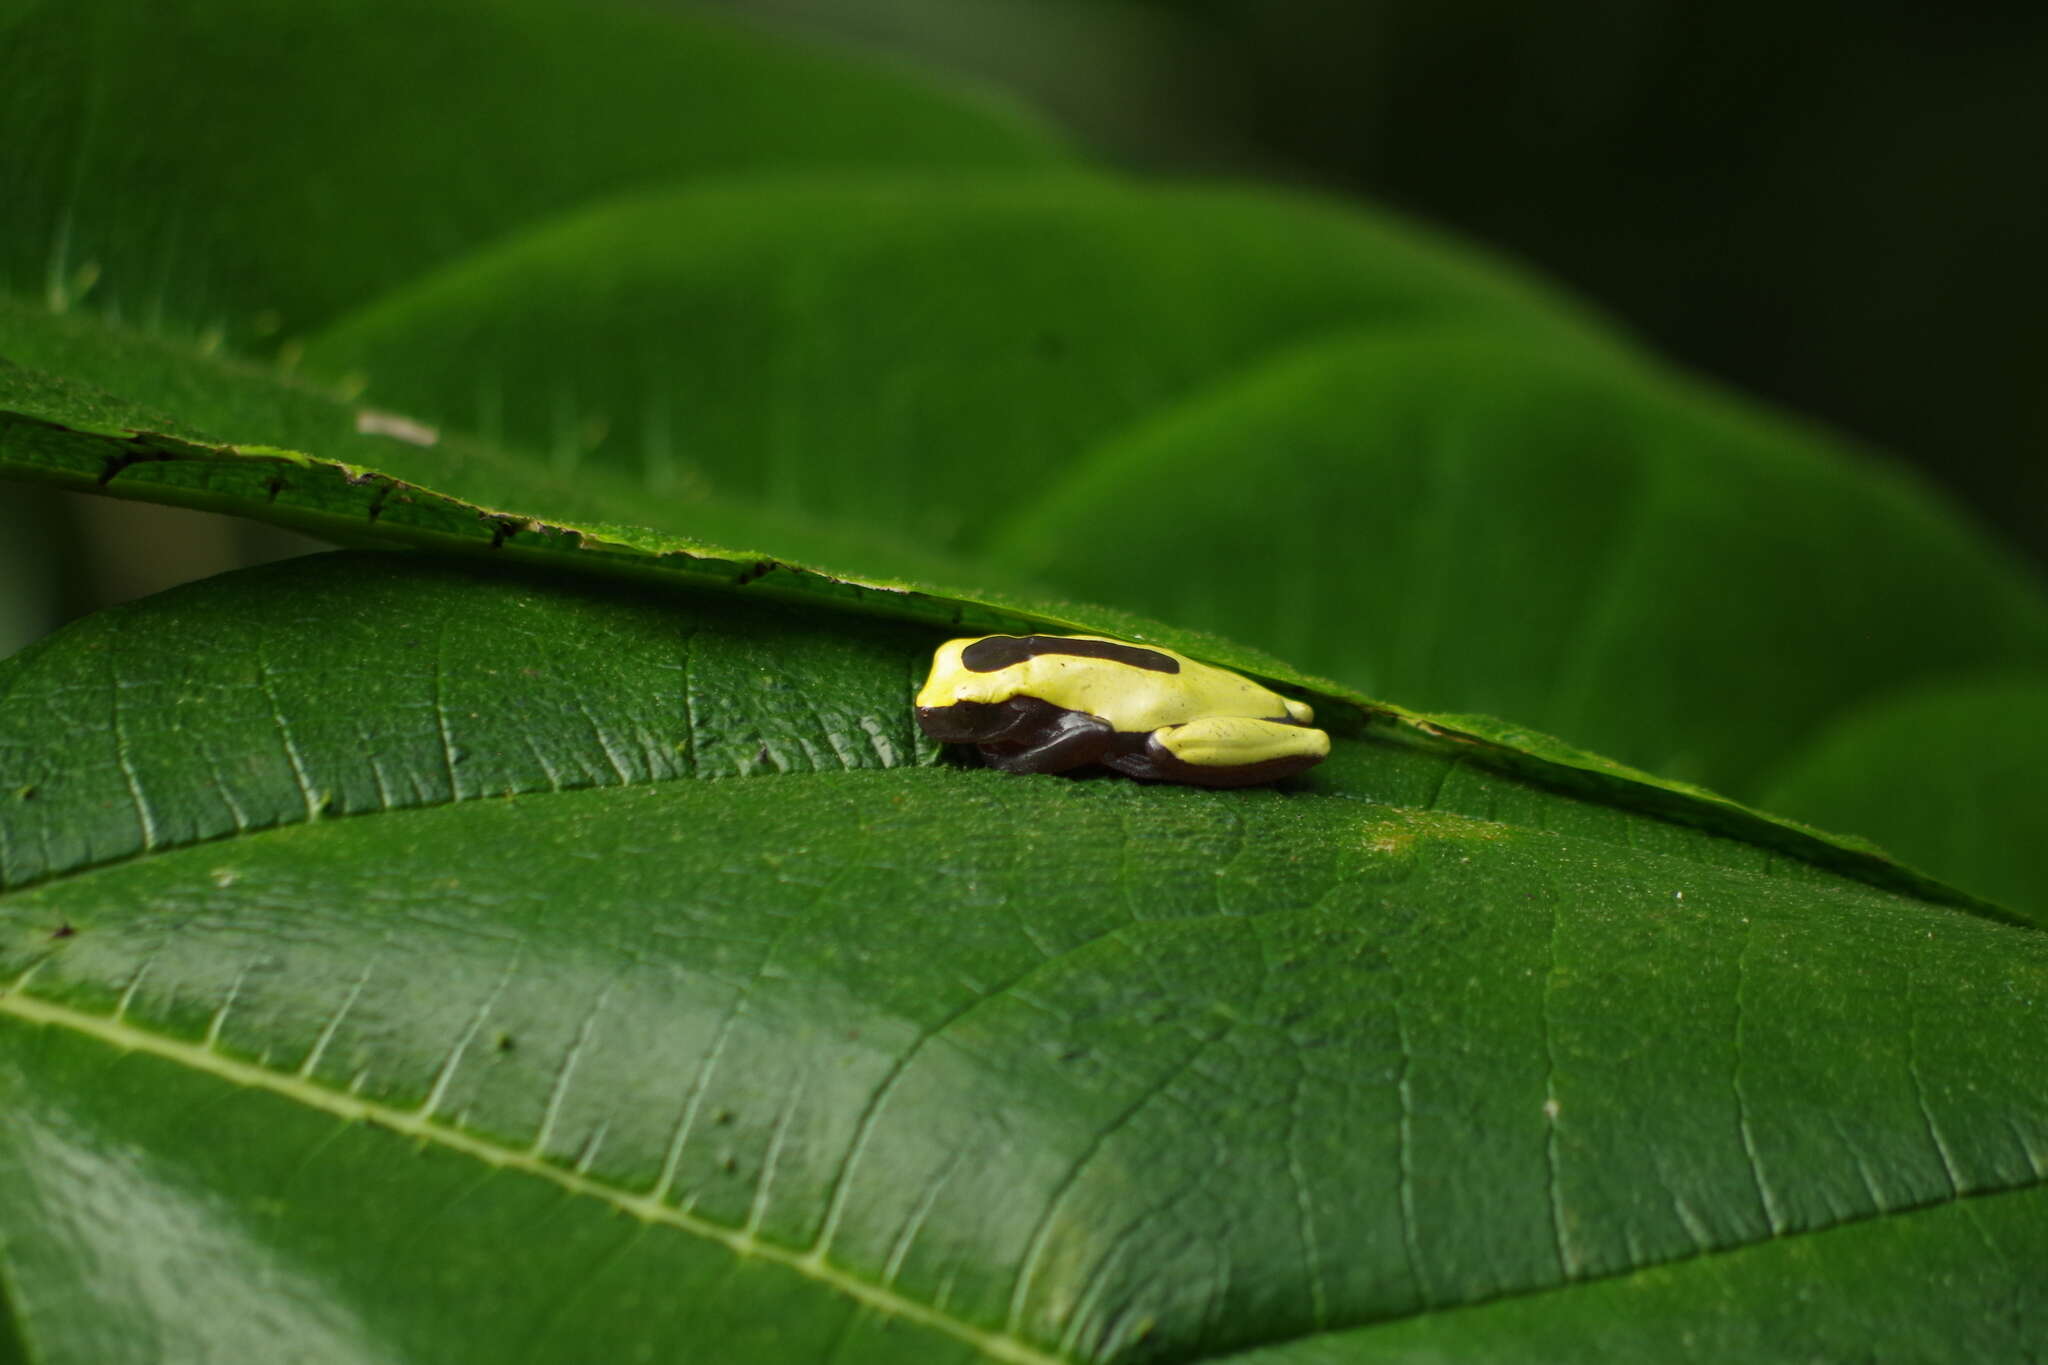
[2,553,2044,1364]
[1213,1187,2048,1362]
[299,174,1613,555]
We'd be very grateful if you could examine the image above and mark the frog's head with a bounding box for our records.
[914,636,1039,742]
[914,636,996,712]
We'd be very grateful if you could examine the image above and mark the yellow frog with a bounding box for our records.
[914,634,1328,787]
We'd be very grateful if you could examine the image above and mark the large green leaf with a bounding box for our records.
[1216,1189,2048,1362]
[0,294,998,593]
[1756,673,2048,922]
[0,0,1063,347]
[3,553,2043,1364]
[0,312,1990,917]
[298,173,1612,551]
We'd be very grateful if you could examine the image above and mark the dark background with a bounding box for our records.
[708,0,2048,568]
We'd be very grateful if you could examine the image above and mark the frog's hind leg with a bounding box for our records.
[1107,715,1329,788]
[978,709,1116,775]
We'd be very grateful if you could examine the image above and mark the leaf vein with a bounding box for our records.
[0,988,1067,1365]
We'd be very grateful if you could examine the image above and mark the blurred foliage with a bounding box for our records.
[714,0,2048,568]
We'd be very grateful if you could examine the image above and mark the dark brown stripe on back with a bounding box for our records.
[961,635,1179,674]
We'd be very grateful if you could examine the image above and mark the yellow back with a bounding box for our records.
[917,634,1314,734]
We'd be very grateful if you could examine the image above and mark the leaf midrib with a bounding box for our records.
[8,972,2045,1365]
[0,986,1069,1365]
[7,779,2040,1360]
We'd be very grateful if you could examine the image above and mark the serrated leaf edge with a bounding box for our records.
[0,407,2021,926]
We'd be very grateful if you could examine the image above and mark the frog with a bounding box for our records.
[914,633,1329,787]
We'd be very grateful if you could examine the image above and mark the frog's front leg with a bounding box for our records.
[1105,715,1329,788]
[977,705,1116,775]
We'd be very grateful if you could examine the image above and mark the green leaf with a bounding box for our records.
[0,329,1992,917]
[1756,673,2048,922]
[0,553,943,892]
[1214,1188,2048,1362]
[0,0,1063,346]
[3,553,2044,1363]
[980,327,2048,796]
[0,293,1000,592]
[298,173,1614,555]
[0,552,1899,903]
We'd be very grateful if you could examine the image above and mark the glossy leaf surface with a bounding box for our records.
[3,554,2044,1364]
